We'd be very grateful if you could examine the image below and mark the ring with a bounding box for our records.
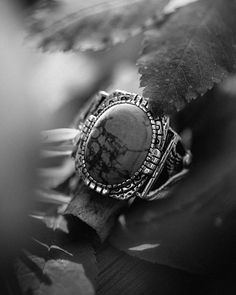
[42,90,191,201]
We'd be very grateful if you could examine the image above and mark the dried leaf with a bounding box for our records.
[128,243,160,251]
[16,248,94,295]
[110,86,236,275]
[26,0,169,51]
[38,159,75,189]
[163,0,199,14]
[96,243,207,295]
[139,0,236,115]
[14,217,98,294]
[41,128,79,145]
[35,189,71,205]
[65,183,128,242]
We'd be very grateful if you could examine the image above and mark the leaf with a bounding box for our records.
[138,0,236,115]
[35,189,71,205]
[128,243,160,251]
[39,128,78,189]
[109,84,236,275]
[41,128,79,145]
[38,159,75,189]
[96,243,207,295]
[26,0,169,51]
[16,248,94,295]
[14,217,98,295]
[163,0,199,14]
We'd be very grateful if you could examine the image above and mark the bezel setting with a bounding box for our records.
[75,90,170,200]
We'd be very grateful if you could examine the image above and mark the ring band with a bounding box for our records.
[70,90,191,201]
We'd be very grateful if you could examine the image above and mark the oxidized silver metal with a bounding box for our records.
[72,90,191,201]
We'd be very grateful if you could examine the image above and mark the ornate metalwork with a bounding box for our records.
[74,90,191,201]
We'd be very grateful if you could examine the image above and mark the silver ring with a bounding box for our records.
[72,90,191,201]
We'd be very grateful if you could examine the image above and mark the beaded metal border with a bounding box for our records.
[75,91,169,200]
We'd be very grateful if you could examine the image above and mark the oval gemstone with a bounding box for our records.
[85,103,152,185]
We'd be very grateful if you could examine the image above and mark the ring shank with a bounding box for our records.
[141,127,190,201]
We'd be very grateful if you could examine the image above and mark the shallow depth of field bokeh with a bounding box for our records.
[0,1,236,294]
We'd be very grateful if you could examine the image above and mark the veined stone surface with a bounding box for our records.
[85,103,152,185]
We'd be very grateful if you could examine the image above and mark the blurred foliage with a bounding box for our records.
[14,217,96,295]
[0,0,236,294]
[25,0,169,51]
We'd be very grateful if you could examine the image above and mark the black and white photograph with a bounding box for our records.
[0,0,235,294]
